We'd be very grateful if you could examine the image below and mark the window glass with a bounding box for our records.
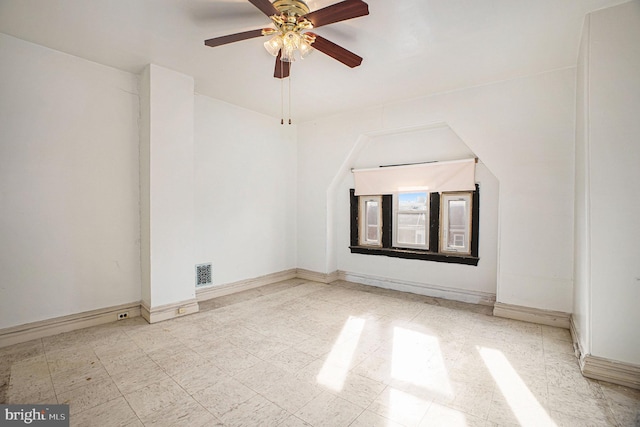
[365,200,380,242]
[359,196,382,246]
[394,192,428,249]
[441,193,472,254]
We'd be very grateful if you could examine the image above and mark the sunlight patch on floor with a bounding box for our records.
[316,316,366,391]
[478,346,556,427]
[391,327,453,398]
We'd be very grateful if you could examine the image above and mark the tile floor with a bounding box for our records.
[1,279,639,426]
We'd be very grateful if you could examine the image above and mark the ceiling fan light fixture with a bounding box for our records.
[280,31,300,62]
[299,33,315,58]
[264,35,283,57]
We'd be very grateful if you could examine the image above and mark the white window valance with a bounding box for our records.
[352,158,476,196]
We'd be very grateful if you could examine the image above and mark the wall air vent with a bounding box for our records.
[195,263,212,287]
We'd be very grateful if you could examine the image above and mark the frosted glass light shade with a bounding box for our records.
[299,39,314,58]
[281,31,299,62]
[264,36,282,57]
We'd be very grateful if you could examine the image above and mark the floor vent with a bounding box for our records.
[195,263,212,287]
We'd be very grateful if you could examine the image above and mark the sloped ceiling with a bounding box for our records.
[0,0,627,123]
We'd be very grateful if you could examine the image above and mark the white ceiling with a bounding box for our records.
[0,0,626,123]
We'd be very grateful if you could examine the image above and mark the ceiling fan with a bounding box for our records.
[204,0,369,79]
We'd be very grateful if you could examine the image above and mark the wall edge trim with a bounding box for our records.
[296,268,339,284]
[493,302,571,328]
[140,298,199,324]
[337,270,496,306]
[580,355,640,390]
[0,301,142,348]
[196,269,297,302]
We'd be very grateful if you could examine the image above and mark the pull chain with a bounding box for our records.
[280,60,284,125]
[288,71,292,125]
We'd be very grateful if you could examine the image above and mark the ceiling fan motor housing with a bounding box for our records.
[272,0,310,18]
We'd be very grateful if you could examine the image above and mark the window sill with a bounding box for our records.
[349,246,480,266]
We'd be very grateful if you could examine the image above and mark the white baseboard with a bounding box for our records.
[570,315,640,390]
[337,270,496,306]
[569,315,584,358]
[196,269,297,302]
[140,298,199,323]
[0,302,141,348]
[493,302,570,328]
[580,355,640,390]
[296,268,339,284]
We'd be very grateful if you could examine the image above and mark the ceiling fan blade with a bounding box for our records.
[248,0,280,17]
[204,29,267,48]
[274,52,291,79]
[301,0,369,28]
[307,33,363,68]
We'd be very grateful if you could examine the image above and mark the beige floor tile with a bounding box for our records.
[58,377,121,415]
[51,362,111,395]
[5,383,57,405]
[110,356,169,394]
[599,381,640,427]
[193,339,261,375]
[233,359,287,392]
[126,328,177,354]
[0,339,45,365]
[330,372,386,409]
[166,360,228,395]
[95,346,148,376]
[546,384,612,424]
[268,347,316,373]
[70,396,139,427]
[435,380,494,420]
[295,391,364,427]
[216,394,288,427]
[548,409,615,427]
[544,357,593,393]
[228,331,290,360]
[260,372,323,413]
[541,325,572,342]
[147,345,207,373]
[419,402,487,427]
[123,377,192,419]
[6,355,56,404]
[192,376,257,418]
[543,337,575,355]
[279,414,314,426]
[368,386,432,427]
[139,398,222,426]
[46,346,100,376]
[350,409,405,427]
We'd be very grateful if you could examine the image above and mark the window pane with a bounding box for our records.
[366,201,379,226]
[398,192,428,210]
[397,213,426,245]
[447,200,468,247]
[359,197,381,246]
[394,192,428,249]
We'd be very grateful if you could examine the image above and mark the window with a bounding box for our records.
[359,196,382,246]
[350,185,480,266]
[440,192,472,255]
[393,192,429,250]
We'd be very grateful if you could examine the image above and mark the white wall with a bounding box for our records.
[194,95,297,286]
[139,64,196,309]
[298,68,576,312]
[575,1,640,365]
[0,33,141,328]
